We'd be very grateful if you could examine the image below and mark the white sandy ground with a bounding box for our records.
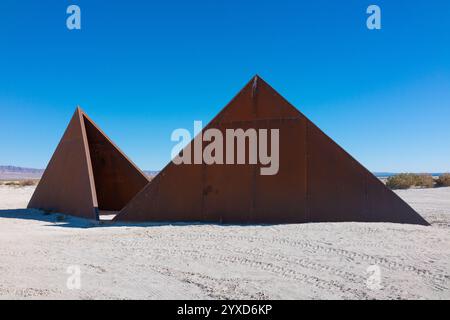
[0,185,449,300]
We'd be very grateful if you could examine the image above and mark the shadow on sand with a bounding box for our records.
[0,209,99,228]
[0,208,269,229]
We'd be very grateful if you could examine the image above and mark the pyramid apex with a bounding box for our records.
[248,75,271,91]
[251,74,262,82]
[75,105,86,115]
[252,74,269,82]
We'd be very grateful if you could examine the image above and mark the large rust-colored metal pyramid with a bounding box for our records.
[28,107,149,220]
[115,76,428,225]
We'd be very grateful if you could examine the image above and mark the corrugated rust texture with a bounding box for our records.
[28,107,149,219]
[115,76,429,226]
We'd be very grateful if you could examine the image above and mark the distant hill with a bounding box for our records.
[0,165,159,180]
[0,166,44,180]
[0,165,442,181]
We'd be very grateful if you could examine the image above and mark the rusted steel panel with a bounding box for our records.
[214,76,302,123]
[157,163,205,221]
[28,107,149,219]
[365,172,428,225]
[202,122,255,223]
[28,108,98,219]
[253,118,308,224]
[116,76,309,223]
[115,76,429,226]
[305,120,428,225]
[306,120,368,222]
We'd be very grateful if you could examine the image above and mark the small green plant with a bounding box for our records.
[436,173,450,187]
[386,173,434,189]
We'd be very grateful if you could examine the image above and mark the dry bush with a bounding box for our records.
[386,174,412,189]
[415,174,435,188]
[436,173,450,187]
[18,179,38,187]
[4,181,19,186]
[386,173,434,189]
[2,180,39,187]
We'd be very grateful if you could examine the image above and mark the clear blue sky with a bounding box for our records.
[0,0,449,172]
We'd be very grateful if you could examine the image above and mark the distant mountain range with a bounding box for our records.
[0,166,44,180]
[0,165,444,181]
[0,165,159,180]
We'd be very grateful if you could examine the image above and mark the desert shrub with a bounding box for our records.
[18,179,38,187]
[386,174,413,189]
[386,173,434,189]
[4,181,19,186]
[414,174,435,188]
[436,173,450,187]
[2,180,38,187]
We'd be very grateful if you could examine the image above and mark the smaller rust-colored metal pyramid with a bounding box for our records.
[28,107,149,220]
[115,76,429,225]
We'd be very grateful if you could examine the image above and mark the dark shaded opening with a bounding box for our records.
[83,116,148,216]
